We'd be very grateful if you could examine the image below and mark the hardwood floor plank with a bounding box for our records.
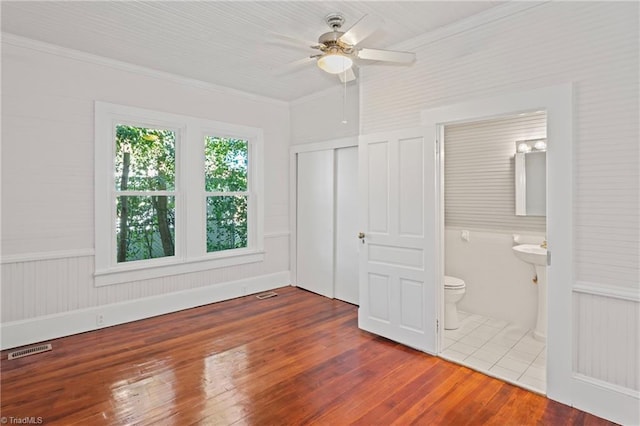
[1,286,614,425]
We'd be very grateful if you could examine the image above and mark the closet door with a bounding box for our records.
[296,150,334,298]
[334,146,359,305]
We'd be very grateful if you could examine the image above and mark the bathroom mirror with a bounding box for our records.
[515,141,546,216]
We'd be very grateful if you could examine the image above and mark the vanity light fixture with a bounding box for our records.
[534,140,547,151]
[515,138,547,154]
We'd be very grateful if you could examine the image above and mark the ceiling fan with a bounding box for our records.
[275,13,416,83]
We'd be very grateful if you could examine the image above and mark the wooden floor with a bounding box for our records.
[1,286,613,425]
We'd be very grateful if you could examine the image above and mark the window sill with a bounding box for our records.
[94,250,265,287]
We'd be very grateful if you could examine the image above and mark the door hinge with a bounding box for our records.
[436,319,440,334]
[435,139,440,155]
[547,250,551,266]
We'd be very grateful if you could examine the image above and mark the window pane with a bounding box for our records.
[206,196,248,252]
[116,195,175,262]
[204,137,248,192]
[115,125,175,191]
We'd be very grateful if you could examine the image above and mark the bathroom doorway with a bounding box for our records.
[439,112,548,394]
[421,84,573,399]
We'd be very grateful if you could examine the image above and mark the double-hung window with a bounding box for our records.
[95,102,264,286]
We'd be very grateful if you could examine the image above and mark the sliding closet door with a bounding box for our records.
[334,146,359,305]
[296,150,334,298]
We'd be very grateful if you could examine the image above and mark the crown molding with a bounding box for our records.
[1,33,289,108]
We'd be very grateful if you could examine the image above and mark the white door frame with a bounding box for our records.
[421,84,573,405]
[289,137,358,290]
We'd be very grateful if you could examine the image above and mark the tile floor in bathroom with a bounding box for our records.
[441,310,546,394]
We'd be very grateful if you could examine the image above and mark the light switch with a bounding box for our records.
[461,230,470,242]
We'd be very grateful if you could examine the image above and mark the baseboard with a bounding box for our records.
[1,271,290,350]
[571,373,640,425]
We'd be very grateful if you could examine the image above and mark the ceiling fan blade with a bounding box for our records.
[338,67,357,83]
[267,31,321,50]
[357,48,416,64]
[339,14,383,46]
[272,56,316,76]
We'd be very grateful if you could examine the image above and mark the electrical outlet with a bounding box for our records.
[96,314,105,327]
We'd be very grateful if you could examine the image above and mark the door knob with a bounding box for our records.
[358,232,365,239]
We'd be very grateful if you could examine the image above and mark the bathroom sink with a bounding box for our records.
[512,244,547,266]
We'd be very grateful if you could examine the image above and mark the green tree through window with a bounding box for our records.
[115,125,176,262]
[204,137,249,252]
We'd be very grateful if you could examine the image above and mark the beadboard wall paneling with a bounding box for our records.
[290,85,360,145]
[1,40,291,323]
[574,289,640,391]
[361,2,639,289]
[0,235,289,323]
[444,113,546,233]
[1,40,290,256]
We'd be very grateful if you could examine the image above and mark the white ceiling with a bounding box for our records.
[1,1,503,101]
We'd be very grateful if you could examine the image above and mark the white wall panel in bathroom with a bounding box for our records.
[360,2,639,289]
[444,113,547,233]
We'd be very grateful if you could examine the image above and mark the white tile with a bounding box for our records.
[522,364,546,381]
[501,325,529,341]
[504,349,537,364]
[474,325,501,340]
[480,343,510,357]
[443,329,467,340]
[472,348,504,364]
[489,365,521,381]
[441,349,468,363]
[485,318,509,329]
[496,357,530,375]
[532,354,546,368]
[518,375,546,393]
[489,335,518,349]
[467,314,487,323]
[458,321,482,334]
[459,333,488,348]
[513,338,545,355]
[464,356,494,372]
[449,341,477,356]
[442,337,456,349]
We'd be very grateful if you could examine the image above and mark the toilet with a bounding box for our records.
[444,275,466,330]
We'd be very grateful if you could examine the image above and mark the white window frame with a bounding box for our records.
[95,102,264,286]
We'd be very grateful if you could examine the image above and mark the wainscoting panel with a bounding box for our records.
[573,285,640,391]
[1,234,289,323]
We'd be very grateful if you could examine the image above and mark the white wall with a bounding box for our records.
[290,84,359,145]
[360,2,639,423]
[1,37,291,344]
[445,228,542,329]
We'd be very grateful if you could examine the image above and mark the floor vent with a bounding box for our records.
[8,343,52,360]
[256,291,278,300]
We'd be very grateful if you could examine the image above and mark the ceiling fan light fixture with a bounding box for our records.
[317,53,353,74]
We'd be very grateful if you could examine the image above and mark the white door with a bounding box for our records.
[334,146,359,305]
[358,128,438,353]
[296,150,334,298]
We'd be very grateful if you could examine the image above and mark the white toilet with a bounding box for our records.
[444,275,466,330]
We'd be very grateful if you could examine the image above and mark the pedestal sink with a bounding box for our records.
[512,244,547,342]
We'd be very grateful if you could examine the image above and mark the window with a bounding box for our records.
[115,125,176,263]
[204,136,249,253]
[95,102,264,286]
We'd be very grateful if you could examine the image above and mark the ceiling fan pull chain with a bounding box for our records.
[342,69,348,124]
